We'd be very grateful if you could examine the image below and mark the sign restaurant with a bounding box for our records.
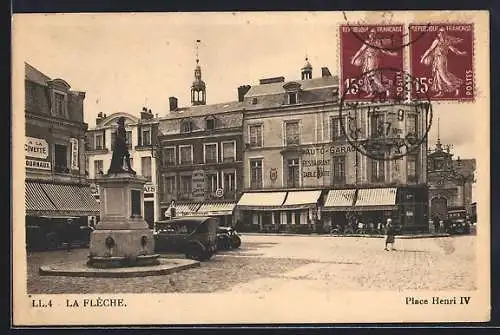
[70,138,79,170]
[25,136,49,159]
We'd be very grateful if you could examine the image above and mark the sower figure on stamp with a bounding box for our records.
[108,116,135,174]
[384,218,396,251]
[350,28,398,98]
[420,27,467,97]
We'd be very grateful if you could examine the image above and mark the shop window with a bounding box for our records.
[287,158,300,188]
[54,144,68,173]
[141,157,152,181]
[371,160,385,182]
[180,175,192,199]
[333,156,346,184]
[286,212,293,224]
[295,210,301,225]
[285,121,300,146]
[204,143,218,163]
[94,160,104,176]
[179,145,193,164]
[222,141,236,162]
[163,147,176,166]
[273,212,281,225]
[250,159,263,189]
[249,124,263,148]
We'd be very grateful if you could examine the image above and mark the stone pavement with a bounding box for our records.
[27,234,476,294]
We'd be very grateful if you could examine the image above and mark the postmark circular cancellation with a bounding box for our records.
[338,67,433,162]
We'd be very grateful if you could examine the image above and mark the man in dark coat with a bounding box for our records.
[384,218,395,251]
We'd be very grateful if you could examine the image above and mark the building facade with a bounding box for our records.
[25,63,99,247]
[236,61,429,233]
[427,138,476,221]
[85,110,160,227]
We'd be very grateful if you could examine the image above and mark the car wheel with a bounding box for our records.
[231,235,241,249]
[185,242,206,261]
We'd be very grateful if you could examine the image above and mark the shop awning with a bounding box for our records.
[281,190,322,210]
[25,182,58,216]
[354,188,397,211]
[173,202,202,216]
[236,192,287,210]
[39,183,100,216]
[196,202,236,216]
[323,189,356,211]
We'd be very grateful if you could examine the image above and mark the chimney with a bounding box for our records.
[259,76,285,85]
[169,96,178,112]
[237,85,251,102]
[96,112,104,125]
[141,107,153,120]
[321,67,332,77]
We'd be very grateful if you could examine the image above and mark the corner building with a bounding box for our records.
[24,63,99,248]
[237,61,429,233]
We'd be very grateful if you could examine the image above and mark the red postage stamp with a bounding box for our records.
[409,23,474,101]
[340,24,405,102]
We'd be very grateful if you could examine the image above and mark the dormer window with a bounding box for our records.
[283,81,302,105]
[288,92,298,105]
[53,92,67,117]
[206,116,216,131]
[181,119,193,133]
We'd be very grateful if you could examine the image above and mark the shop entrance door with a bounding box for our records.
[144,201,154,228]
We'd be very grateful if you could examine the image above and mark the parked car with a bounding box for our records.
[216,226,241,250]
[446,208,471,234]
[153,216,218,261]
[26,218,93,251]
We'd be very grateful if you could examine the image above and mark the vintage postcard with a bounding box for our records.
[12,11,490,326]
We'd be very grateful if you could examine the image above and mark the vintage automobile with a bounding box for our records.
[216,226,242,250]
[446,207,471,234]
[153,216,218,261]
[26,217,94,251]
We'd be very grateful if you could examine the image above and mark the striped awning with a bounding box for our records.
[354,188,397,211]
[25,182,99,216]
[196,202,236,216]
[174,202,202,216]
[236,192,287,210]
[25,182,57,215]
[323,189,356,211]
[282,190,322,210]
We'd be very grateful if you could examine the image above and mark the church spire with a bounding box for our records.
[435,117,443,151]
[191,39,206,106]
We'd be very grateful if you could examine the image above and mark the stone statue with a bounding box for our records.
[108,117,136,174]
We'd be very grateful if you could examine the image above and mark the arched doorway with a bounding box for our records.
[430,197,448,220]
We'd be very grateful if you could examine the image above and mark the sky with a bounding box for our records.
[14,12,484,160]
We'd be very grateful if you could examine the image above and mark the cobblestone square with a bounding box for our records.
[27,234,476,294]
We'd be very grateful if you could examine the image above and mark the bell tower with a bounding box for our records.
[301,56,313,80]
[191,40,206,106]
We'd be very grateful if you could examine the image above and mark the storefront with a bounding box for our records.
[235,190,322,233]
[322,189,357,231]
[352,188,398,231]
[195,202,237,226]
[25,181,100,250]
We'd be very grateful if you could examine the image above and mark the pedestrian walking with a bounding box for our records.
[384,218,395,251]
[439,219,444,233]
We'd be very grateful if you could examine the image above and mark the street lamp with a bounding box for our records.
[150,139,162,223]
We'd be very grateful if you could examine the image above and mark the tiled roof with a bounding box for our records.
[160,100,246,120]
[25,62,51,86]
[245,75,339,97]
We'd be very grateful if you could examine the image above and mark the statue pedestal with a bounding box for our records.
[88,172,160,268]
